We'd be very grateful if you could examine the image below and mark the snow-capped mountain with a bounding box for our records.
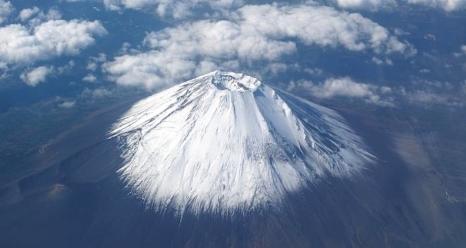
[109,71,373,215]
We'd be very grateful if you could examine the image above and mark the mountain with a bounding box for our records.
[109,71,373,215]
[2,71,465,248]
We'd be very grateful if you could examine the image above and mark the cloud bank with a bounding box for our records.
[103,4,412,89]
[0,19,107,66]
[101,0,466,15]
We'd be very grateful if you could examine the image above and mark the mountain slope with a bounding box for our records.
[109,71,373,214]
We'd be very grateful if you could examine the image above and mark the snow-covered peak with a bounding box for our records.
[110,71,373,215]
[207,70,261,92]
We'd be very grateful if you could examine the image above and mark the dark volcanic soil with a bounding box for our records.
[0,100,465,248]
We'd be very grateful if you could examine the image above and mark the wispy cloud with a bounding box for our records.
[334,0,396,10]
[406,0,466,11]
[334,0,466,11]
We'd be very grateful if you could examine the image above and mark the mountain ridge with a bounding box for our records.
[109,71,373,215]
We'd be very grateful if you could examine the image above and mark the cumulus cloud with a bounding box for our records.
[289,77,393,105]
[0,0,13,24]
[18,7,62,26]
[103,51,203,89]
[462,45,466,53]
[103,0,242,18]
[104,4,411,89]
[239,5,410,53]
[18,7,40,22]
[0,19,107,66]
[20,66,54,86]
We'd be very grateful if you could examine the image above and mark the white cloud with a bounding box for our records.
[462,45,466,54]
[81,87,113,99]
[334,0,466,10]
[239,4,410,54]
[83,74,97,82]
[372,57,393,65]
[20,66,54,86]
[316,77,380,98]
[104,4,411,89]
[18,7,40,22]
[86,53,107,71]
[335,0,396,9]
[103,0,242,18]
[0,0,13,24]
[287,77,466,108]
[404,89,465,107]
[88,88,111,98]
[289,77,393,106]
[408,90,448,103]
[56,60,75,74]
[143,20,297,61]
[18,7,62,27]
[103,0,466,14]
[0,19,107,66]
[399,80,466,107]
[304,67,324,76]
[58,100,76,108]
[103,51,202,89]
[406,0,466,11]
